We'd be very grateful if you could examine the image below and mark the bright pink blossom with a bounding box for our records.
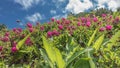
[25,37,32,45]
[11,46,17,53]
[40,26,44,31]
[52,30,59,36]
[56,20,60,24]
[58,25,63,30]
[77,22,81,26]
[5,32,10,37]
[51,18,55,22]
[99,27,105,31]
[106,25,112,30]
[93,17,98,22]
[86,22,91,27]
[47,31,53,38]
[29,28,33,32]
[102,14,106,17]
[0,46,3,51]
[2,36,9,42]
[27,23,32,28]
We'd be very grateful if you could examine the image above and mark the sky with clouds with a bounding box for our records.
[0,0,120,29]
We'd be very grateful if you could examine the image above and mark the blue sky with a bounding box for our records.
[0,0,120,29]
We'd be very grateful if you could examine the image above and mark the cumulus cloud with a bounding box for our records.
[14,0,41,10]
[26,13,43,23]
[52,0,67,8]
[52,14,67,19]
[50,10,56,15]
[97,0,120,11]
[65,0,93,14]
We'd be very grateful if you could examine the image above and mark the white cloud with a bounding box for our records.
[65,0,93,14]
[14,0,40,10]
[52,0,66,8]
[52,14,67,19]
[97,0,120,11]
[26,13,43,23]
[50,10,56,15]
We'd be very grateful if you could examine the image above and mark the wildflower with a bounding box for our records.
[58,25,63,30]
[27,22,32,28]
[93,17,98,22]
[99,27,105,31]
[77,22,81,26]
[11,46,17,53]
[0,46,3,51]
[51,18,55,22]
[2,36,9,42]
[52,30,59,36]
[36,22,40,25]
[12,41,17,47]
[40,26,44,31]
[25,37,33,45]
[13,28,17,32]
[65,20,70,25]
[17,28,22,33]
[62,18,65,21]
[86,22,91,27]
[102,14,106,17]
[47,31,52,38]
[29,28,33,32]
[106,25,112,30]
[5,32,10,37]
[56,20,60,24]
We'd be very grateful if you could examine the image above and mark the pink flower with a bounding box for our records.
[102,14,106,17]
[58,25,63,30]
[51,18,55,22]
[99,27,105,31]
[77,22,81,26]
[115,17,119,22]
[25,37,32,45]
[56,20,60,24]
[110,15,112,19]
[2,36,9,42]
[11,46,17,53]
[5,32,10,37]
[62,18,66,21]
[47,31,52,38]
[65,20,70,25]
[36,22,40,25]
[106,25,112,30]
[81,17,86,23]
[29,28,33,32]
[12,41,17,47]
[13,28,17,32]
[93,17,98,22]
[0,46,3,51]
[52,30,59,36]
[17,28,22,33]
[40,26,44,31]
[86,22,91,27]
[27,22,32,28]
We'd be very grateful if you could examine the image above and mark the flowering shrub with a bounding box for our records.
[0,12,120,68]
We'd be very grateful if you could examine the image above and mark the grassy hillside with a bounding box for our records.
[0,10,120,68]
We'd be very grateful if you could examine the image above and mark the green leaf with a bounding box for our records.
[54,48,65,68]
[42,36,56,64]
[93,34,104,51]
[88,51,96,68]
[74,58,90,68]
[42,36,65,68]
[106,30,120,49]
[66,48,93,67]
[16,33,31,50]
[88,29,98,46]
